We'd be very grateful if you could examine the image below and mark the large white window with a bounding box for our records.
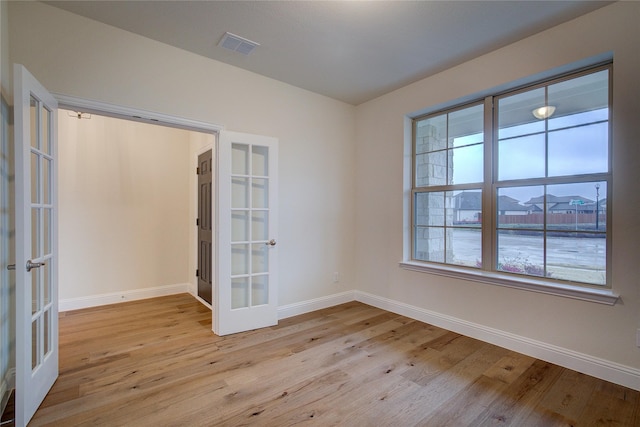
[411,64,611,289]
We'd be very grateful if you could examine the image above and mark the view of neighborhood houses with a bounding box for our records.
[414,69,609,286]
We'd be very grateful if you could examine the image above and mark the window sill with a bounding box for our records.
[399,261,619,305]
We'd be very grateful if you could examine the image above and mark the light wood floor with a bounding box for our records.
[30,294,639,426]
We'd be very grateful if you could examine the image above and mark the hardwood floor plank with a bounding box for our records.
[29,294,640,426]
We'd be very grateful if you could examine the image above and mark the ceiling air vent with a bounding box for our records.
[218,32,260,55]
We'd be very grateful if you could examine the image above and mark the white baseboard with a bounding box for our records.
[354,290,640,391]
[1,367,15,416]
[278,290,355,320]
[59,283,191,312]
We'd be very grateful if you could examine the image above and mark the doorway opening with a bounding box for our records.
[56,105,216,311]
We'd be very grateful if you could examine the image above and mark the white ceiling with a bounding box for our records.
[44,1,611,105]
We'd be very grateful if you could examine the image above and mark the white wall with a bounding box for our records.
[8,1,357,310]
[58,110,198,302]
[355,0,640,378]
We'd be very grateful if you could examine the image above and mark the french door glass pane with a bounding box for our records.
[231,277,249,309]
[30,97,38,149]
[231,143,249,175]
[252,211,268,241]
[252,146,268,176]
[231,211,249,242]
[43,158,51,204]
[31,152,39,203]
[42,106,50,155]
[43,310,50,356]
[32,320,38,370]
[31,208,39,259]
[252,178,268,208]
[31,271,38,315]
[230,141,272,312]
[231,178,249,208]
[251,244,268,274]
[231,244,249,275]
[43,208,51,254]
[252,275,268,306]
[43,263,51,306]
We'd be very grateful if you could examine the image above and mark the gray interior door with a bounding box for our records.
[197,150,213,304]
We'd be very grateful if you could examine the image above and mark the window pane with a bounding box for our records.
[449,104,483,148]
[415,192,444,226]
[547,70,609,131]
[448,190,482,226]
[497,186,543,230]
[446,228,481,267]
[547,233,606,285]
[415,114,447,154]
[498,134,545,180]
[451,144,483,184]
[548,122,608,176]
[546,182,606,232]
[497,230,544,277]
[415,151,447,187]
[498,88,545,139]
[414,226,445,263]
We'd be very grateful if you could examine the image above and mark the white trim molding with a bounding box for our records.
[278,291,356,320]
[59,283,192,312]
[355,290,640,391]
[400,261,619,305]
[54,94,223,134]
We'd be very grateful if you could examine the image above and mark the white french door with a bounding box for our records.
[13,65,58,426]
[215,131,278,336]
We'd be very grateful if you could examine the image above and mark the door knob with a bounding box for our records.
[26,260,46,272]
[265,239,276,246]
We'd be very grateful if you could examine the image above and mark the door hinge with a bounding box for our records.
[196,269,199,277]
[196,166,200,175]
[196,218,200,226]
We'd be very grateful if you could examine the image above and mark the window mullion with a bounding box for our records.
[482,96,494,272]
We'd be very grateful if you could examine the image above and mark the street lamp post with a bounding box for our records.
[595,183,600,230]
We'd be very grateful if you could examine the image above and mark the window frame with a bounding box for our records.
[404,63,617,304]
